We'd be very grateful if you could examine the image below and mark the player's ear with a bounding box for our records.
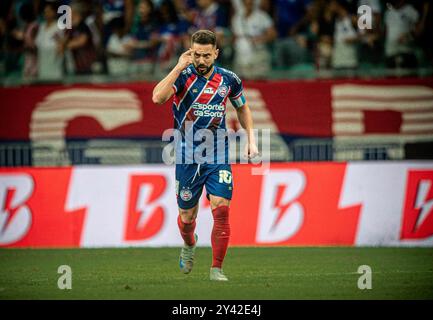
[214,48,219,59]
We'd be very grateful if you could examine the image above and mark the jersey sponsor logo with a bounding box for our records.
[180,187,193,202]
[204,88,215,94]
[192,103,225,111]
[193,110,224,118]
[192,103,225,118]
[217,85,228,97]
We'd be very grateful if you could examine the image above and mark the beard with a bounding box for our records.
[196,63,213,75]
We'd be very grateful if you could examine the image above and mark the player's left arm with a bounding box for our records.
[236,103,259,160]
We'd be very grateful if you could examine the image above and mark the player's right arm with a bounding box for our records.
[152,49,193,105]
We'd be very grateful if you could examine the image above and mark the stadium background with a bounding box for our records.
[0,0,433,299]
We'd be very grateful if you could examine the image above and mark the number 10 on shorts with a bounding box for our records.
[219,170,232,184]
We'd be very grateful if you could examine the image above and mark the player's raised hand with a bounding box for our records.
[176,49,194,71]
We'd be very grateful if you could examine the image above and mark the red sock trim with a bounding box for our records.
[211,205,230,268]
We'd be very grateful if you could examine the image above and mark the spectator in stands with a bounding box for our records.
[231,0,274,26]
[231,0,276,79]
[127,0,160,74]
[2,0,433,81]
[286,0,325,68]
[61,2,97,75]
[18,2,39,78]
[100,0,134,44]
[80,1,103,56]
[0,17,4,75]
[313,0,335,70]
[184,0,228,48]
[35,1,64,80]
[71,1,103,49]
[156,0,188,72]
[1,0,23,76]
[357,0,383,65]
[188,0,226,30]
[413,0,432,67]
[106,16,132,75]
[232,0,250,13]
[330,0,359,70]
[273,0,313,69]
[171,0,193,19]
[384,0,419,69]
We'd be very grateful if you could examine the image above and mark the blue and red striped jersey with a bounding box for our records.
[171,64,246,164]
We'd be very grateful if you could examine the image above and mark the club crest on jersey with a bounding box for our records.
[180,187,192,201]
[182,67,192,75]
[218,85,228,97]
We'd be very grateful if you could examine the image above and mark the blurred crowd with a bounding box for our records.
[0,0,432,81]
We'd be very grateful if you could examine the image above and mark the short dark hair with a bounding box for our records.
[191,30,217,47]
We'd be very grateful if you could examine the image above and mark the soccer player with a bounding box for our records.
[152,30,258,281]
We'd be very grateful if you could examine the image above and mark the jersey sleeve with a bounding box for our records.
[172,68,189,95]
[228,71,246,109]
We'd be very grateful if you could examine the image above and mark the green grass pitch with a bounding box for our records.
[0,247,432,299]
